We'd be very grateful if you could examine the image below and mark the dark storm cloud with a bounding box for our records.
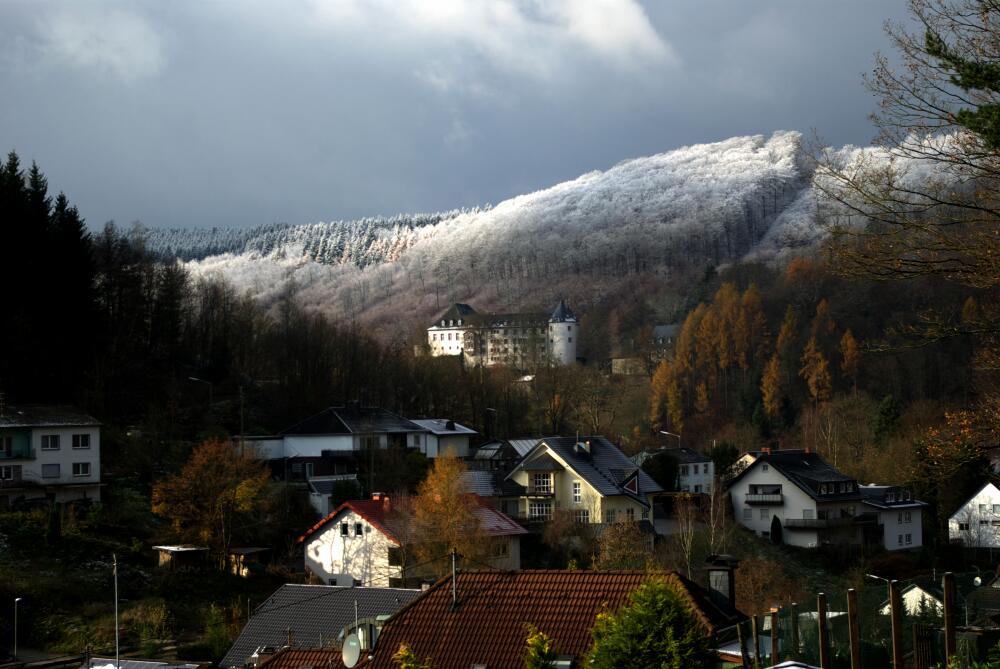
[0,0,911,229]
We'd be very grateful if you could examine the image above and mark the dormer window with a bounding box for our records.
[887,492,896,503]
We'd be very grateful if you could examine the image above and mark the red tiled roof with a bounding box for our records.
[256,648,341,669]
[297,495,526,545]
[359,569,744,669]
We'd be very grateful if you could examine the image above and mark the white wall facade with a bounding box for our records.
[548,321,578,365]
[678,461,714,494]
[879,586,943,616]
[303,508,400,587]
[729,465,819,548]
[948,483,1000,547]
[0,426,102,503]
[422,434,470,459]
[877,507,923,551]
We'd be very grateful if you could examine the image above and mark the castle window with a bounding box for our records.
[568,337,572,342]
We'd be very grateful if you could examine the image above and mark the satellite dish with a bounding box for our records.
[342,634,361,668]
[975,576,983,587]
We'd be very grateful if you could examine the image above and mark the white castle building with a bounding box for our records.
[427,301,578,367]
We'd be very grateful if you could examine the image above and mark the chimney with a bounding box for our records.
[445,420,455,431]
[804,446,811,454]
[705,554,741,607]
[761,447,771,455]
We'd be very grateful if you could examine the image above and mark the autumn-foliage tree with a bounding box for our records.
[151,438,270,560]
[411,454,490,578]
[523,624,558,669]
[586,576,714,669]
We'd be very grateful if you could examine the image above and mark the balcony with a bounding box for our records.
[745,493,783,505]
[0,447,35,461]
[525,487,555,498]
[784,517,856,530]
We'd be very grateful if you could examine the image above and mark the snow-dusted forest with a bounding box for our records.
[151,131,867,332]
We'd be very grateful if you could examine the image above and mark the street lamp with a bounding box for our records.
[659,430,681,449]
[187,376,213,407]
[13,597,22,660]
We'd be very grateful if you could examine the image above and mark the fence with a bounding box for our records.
[723,571,995,668]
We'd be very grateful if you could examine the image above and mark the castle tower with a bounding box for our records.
[547,300,578,365]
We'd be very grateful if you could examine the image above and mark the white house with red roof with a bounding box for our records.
[297,493,527,587]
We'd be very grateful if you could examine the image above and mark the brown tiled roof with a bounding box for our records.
[360,569,745,669]
[256,648,341,669]
[297,495,525,545]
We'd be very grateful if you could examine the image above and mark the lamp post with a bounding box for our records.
[187,376,213,407]
[13,597,21,660]
[659,430,681,449]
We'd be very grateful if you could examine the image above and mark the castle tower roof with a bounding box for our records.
[549,299,576,323]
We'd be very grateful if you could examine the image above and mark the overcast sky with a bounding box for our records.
[0,0,912,230]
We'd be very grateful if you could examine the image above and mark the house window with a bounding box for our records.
[981,520,990,526]
[959,522,970,531]
[626,507,635,521]
[743,508,752,520]
[41,435,60,450]
[41,463,60,478]
[605,509,616,523]
[898,534,904,545]
[679,465,689,476]
[762,464,769,472]
[905,533,912,545]
[72,462,91,477]
[981,504,989,514]
[899,511,912,524]
[694,484,702,493]
[291,462,303,475]
[355,522,363,536]
[703,464,709,474]
[305,462,315,478]
[993,505,1000,514]
[533,473,552,494]
[0,436,10,457]
[760,509,769,520]
[529,501,552,520]
[492,541,509,558]
[572,481,581,503]
[340,522,349,537]
[72,434,91,449]
[0,465,19,480]
[387,547,403,566]
[575,509,590,523]
[887,493,896,503]
[641,508,649,520]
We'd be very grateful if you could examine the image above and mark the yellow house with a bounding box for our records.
[503,436,663,524]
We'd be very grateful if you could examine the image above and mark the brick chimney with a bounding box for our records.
[371,492,391,511]
[705,554,741,607]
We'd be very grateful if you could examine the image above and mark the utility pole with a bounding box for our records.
[113,554,120,669]
[13,597,22,660]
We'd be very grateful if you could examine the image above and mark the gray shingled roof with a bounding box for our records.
[220,585,420,668]
[408,419,477,436]
[507,437,555,457]
[282,406,424,436]
[0,405,100,428]
[461,470,525,497]
[509,436,663,504]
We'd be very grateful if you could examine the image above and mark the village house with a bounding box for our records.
[0,404,102,506]
[727,449,926,551]
[949,482,1000,548]
[220,583,419,669]
[242,404,475,515]
[859,484,926,551]
[426,300,578,367]
[502,436,663,524]
[358,568,746,669]
[297,493,526,588]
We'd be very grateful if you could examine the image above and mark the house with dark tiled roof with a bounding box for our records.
[502,436,663,525]
[726,449,874,548]
[297,493,527,588]
[0,404,102,506]
[220,584,420,669]
[357,569,746,669]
